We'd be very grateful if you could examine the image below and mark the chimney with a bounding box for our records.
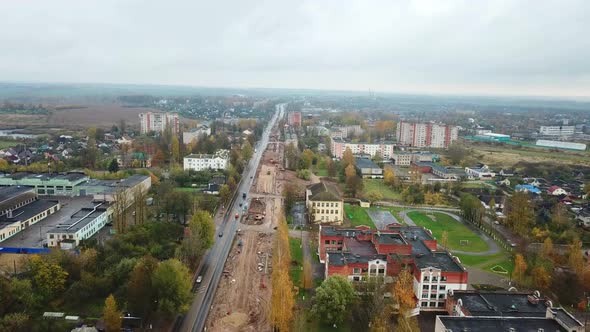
[7,209,12,218]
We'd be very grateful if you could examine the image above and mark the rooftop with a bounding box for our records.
[307,182,341,202]
[0,186,35,204]
[0,172,88,182]
[415,252,464,273]
[48,202,111,234]
[0,199,60,228]
[437,316,567,332]
[355,158,381,170]
[451,290,550,317]
[374,232,407,245]
[328,252,387,266]
[343,238,378,256]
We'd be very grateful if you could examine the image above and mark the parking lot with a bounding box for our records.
[2,196,93,248]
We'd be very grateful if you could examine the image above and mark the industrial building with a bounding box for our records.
[539,125,575,137]
[535,139,586,151]
[354,158,383,179]
[47,202,111,249]
[0,186,60,243]
[0,172,89,196]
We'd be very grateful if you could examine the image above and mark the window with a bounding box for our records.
[422,285,429,290]
[439,285,446,291]
[421,302,427,307]
[440,276,447,282]
[421,293,428,298]
[369,269,376,274]
[423,276,429,282]
[353,276,361,281]
[439,294,446,299]
[430,294,437,299]
[49,234,54,239]
[353,268,361,274]
[432,276,438,282]
[378,268,385,274]
[337,240,343,245]
[438,302,445,307]
[325,240,330,245]
[331,240,336,245]
[429,302,436,307]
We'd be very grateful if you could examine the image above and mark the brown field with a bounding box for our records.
[0,103,196,130]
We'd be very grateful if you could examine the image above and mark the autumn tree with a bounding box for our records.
[346,175,364,198]
[176,210,215,267]
[26,255,68,301]
[171,135,180,164]
[506,192,535,237]
[542,237,553,258]
[393,268,418,331]
[152,259,192,315]
[342,147,355,169]
[512,254,528,285]
[133,185,148,225]
[327,158,337,177]
[103,294,122,332]
[270,216,295,331]
[285,142,299,170]
[366,190,383,204]
[300,149,315,169]
[242,140,254,161]
[568,238,585,278]
[127,256,158,317]
[283,183,297,214]
[460,194,485,225]
[108,159,119,173]
[0,159,10,172]
[345,164,357,178]
[551,203,569,229]
[383,166,396,187]
[311,275,357,325]
[113,188,129,234]
[447,144,468,165]
[219,184,231,206]
[532,266,552,290]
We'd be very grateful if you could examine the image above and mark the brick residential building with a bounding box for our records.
[330,138,395,159]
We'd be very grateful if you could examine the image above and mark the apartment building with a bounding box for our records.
[183,149,230,172]
[287,112,302,127]
[397,121,459,148]
[139,112,180,134]
[331,138,395,159]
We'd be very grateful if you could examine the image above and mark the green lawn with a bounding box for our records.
[0,140,18,149]
[407,211,489,252]
[454,252,514,275]
[175,186,206,192]
[289,237,304,288]
[363,179,401,201]
[344,204,376,228]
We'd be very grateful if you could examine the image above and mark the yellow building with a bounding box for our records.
[305,182,343,224]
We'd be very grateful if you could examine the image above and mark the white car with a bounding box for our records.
[196,276,203,284]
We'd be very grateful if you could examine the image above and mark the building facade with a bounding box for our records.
[0,172,89,196]
[355,158,383,179]
[539,125,575,137]
[139,112,180,134]
[319,225,468,314]
[397,122,459,148]
[182,124,211,144]
[391,151,438,166]
[306,182,344,224]
[331,139,395,159]
[183,150,230,172]
[47,202,111,248]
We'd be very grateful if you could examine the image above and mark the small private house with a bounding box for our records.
[548,185,568,196]
[464,164,496,179]
[515,184,541,194]
[306,182,343,224]
[354,157,383,179]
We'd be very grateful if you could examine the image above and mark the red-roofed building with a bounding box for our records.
[548,185,568,196]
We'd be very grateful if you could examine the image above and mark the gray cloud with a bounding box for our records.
[0,0,589,97]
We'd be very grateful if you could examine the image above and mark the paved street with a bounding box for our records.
[179,103,284,332]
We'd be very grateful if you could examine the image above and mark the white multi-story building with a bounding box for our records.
[139,112,180,134]
[182,124,211,144]
[539,125,575,137]
[330,139,395,159]
[47,202,111,249]
[397,122,459,148]
[183,150,230,171]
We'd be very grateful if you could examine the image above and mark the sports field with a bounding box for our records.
[407,211,489,252]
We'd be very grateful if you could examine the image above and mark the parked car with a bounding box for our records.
[196,275,202,283]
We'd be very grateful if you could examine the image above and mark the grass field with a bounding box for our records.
[454,252,514,275]
[289,237,304,288]
[407,211,489,252]
[175,187,206,192]
[363,179,402,201]
[0,140,18,148]
[470,144,590,166]
[344,204,376,228]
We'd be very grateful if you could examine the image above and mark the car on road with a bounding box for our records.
[218,231,223,237]
[196,275,203,283]
[242,192,247,199]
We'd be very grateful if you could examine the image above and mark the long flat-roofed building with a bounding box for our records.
[0,172,89,196]
[47,202,111,249]
[0,186,60,242]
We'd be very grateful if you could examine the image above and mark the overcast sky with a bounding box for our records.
[1,0,589,97]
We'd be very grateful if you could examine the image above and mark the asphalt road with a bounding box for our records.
[180,103,284,332]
